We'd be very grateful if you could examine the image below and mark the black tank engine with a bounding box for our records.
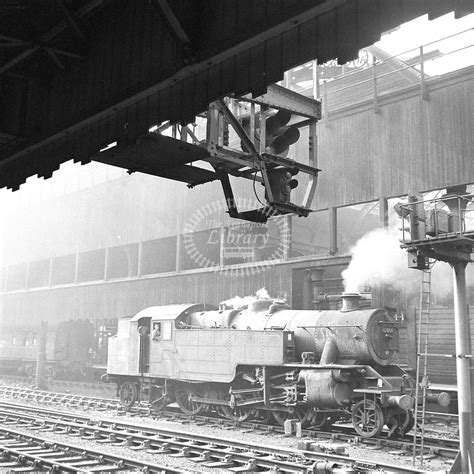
[105,294,449,437]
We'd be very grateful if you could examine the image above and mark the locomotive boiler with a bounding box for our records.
[105,294,449,438]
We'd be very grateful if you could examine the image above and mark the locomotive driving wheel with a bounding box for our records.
[219,405,253,422]
[351,399,385,438]
[119,381,138,408]
[272,405,313,428]
[305,407,338,430]
[175,384,206,415]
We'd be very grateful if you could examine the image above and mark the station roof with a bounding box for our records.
[1,1,473,190]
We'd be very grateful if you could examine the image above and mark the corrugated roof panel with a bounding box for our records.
[264,36,284,85]
[1,0,474,189]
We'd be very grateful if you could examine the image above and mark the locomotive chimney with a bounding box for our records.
[340,293,360,312]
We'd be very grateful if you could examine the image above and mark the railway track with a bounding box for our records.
[0,373,115,396]
[0,384,459,461]
[0,425,181,473]
[0,384,123,410]
[0,400,423,473]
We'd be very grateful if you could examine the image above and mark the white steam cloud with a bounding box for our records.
[342,227,420,294]
[342,227,473,299]
[220,287,272,309]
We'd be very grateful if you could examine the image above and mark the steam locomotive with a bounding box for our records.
[104,294,449,438]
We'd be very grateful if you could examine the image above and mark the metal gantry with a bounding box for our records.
[396,188,474,473]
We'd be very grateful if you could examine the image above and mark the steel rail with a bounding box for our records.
[0,401,422,474]
[0,384,122,409]
[0,384,459,459]
[0,425,182,473]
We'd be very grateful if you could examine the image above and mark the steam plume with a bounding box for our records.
[220,287,272,309]
[342,227,474,299]
[342,227,420,294]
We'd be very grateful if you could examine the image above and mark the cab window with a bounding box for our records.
[152,322,161,341]
[162,321,172,340]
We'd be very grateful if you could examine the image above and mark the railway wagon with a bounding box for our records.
[0,319,109,380]
[105,294,449,438]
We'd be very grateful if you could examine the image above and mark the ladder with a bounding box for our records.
[412,266,432,465]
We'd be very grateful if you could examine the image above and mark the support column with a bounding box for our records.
[283,215,292,261]
[175,234,182,272]
[302,269,312,310]
[137,241,143,277]
[35,321,47,390]
[103,247,109,280]
[47,257,53,287]
[452,261,473,473]
[379,197,388,228]
[329,207,338,255]
[219,227,226,267]
[25,262,29,289]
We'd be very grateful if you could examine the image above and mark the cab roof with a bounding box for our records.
[130,303,214,322]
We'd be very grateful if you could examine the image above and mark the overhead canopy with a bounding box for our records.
[1,0,473,190]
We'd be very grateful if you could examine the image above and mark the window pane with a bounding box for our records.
[141,237,176,274]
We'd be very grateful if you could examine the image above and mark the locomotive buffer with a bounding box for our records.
[396,186,474,473]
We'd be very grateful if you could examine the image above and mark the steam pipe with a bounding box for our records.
[316,293,371,303]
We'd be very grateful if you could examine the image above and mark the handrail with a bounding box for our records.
[316,27,473,85]
[323,43,474,97]
[299,27,473,114]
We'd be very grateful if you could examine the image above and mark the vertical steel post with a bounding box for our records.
[302,121,318,208]
[379,197,388,227]
[175,235,182,272]
[74,251,79,284]
[312,59,319,99]
[103,247,109,280]
[329,207,338,255]
[302,269,313,310]
[372,56,378,113]
[137,241,143,277]
[47,257,53,287]
[323,80,329,125]
[452,261,473,473]
[175,214,181,273]
[35,321,47,390]
[219,227,225,267]
[283,215,292,261]
[420,46,428,100]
